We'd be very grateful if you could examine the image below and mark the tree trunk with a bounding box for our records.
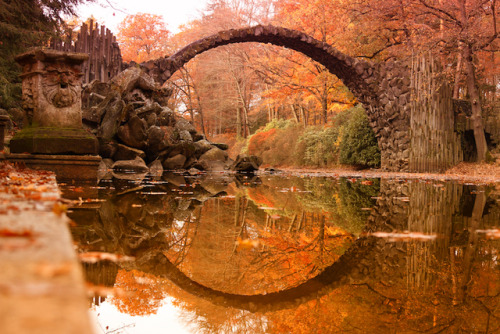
[300,105,307,127]
[236,107,242,138]
[463,44,488,161]
[243,106,250,138]
[453,50,463,99]
[291,104,300,123]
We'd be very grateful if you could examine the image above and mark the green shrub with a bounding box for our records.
[297,126,341,167]
[339,105,381,168]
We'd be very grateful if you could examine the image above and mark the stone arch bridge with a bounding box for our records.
[139,25,462,173]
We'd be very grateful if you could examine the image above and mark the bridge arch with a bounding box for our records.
[140,25,412,171]
[145,25,377,105]
[136,236,378,313]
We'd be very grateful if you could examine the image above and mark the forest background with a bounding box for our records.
[0,0,498,168]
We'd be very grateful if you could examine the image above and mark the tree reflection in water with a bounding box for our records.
[64,174,500,333]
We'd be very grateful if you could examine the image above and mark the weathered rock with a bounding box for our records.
[212,142,229,151]
[148,159,163,178]
[231,154,263,172]
[97,93,126,140]
[167,141,196,159]
[134,101,163,119]
[158,108,175,126]
[112,156,149,173]
[193,139,213,158]
[117,115,147,149]
[146,113,157,127]
[175,117,196,134]
[82,80,112,111]
[177,130,193,142]
[111,67,158,96]
[192,133,206,142]
[147,126,171,154]
[97,159,112,181]
[162,171,186,187]
[162,154,187,170]
[198,147,228,171]
[98,138,117,159]
[200,178,230,195]
[113,143,146,161]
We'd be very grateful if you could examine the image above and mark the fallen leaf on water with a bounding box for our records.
[79,252,135,263]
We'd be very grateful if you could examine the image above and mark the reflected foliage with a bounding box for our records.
[63,175,500,333]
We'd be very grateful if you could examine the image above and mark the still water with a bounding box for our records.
[61,172,500,334]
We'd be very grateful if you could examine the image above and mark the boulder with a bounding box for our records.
[162,154,187,170]
[146,113,157,127]
[148,159,163,178]
[167,141,196,160]
[147,126,171,155]
[231,154,262,172]
[97,159,112,181]
[112,156,149,173]
[198,147,228,171]
[113,143,146,161]
[158,108,175,126]
[98,138,117,159]
[111,67,158,96]
[192,133,206,142]
[162,172,186,187]
[117,115,147,149]
[174,117,196,134]
[193,139,213,158]
[177,129,193,142]
[212,142,229,151]
[82,80,112,110]
[134,101,162,119]
[97,93,126,140]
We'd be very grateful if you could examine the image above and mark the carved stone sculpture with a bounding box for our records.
[10,49,98,155]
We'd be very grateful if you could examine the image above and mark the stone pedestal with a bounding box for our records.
[10,49,98,155]
[8,49,100,180]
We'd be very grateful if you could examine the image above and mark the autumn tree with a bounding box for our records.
[346,0,499,161]
[168,0,274,137]
[117,13,171,63]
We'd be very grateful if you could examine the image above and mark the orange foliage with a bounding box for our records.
[247,188,277,208]
[247,128,276,155]
[110,269,165,316]
[117,13,171,63]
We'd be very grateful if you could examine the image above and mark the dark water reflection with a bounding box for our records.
[61,173,500,334]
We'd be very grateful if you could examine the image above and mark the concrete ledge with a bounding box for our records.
[6,154,101,181]
[0,164,93,334]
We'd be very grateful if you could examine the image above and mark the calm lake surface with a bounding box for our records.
[61,172,500,334]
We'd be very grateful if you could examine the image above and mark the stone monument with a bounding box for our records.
[8,48,101,180]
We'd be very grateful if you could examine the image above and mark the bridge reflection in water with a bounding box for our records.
[64,173,500,333]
